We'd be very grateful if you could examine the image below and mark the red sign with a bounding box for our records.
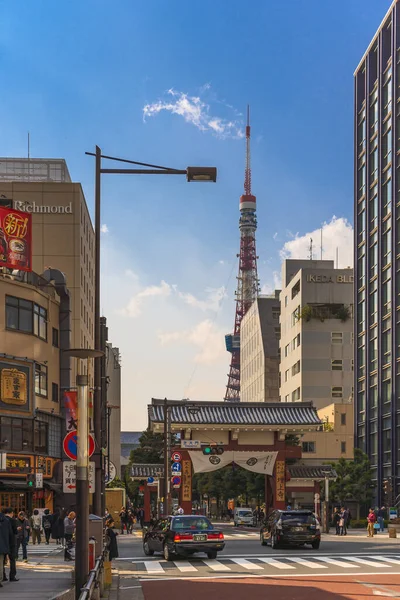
[63,431,95,461]
[172,452,182,462]
[64,391,78,432]
[0,207,32,271]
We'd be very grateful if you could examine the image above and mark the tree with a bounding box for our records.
[130,428,164,464]
[329,449,375,519]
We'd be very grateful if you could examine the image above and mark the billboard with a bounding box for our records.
[0,206,32,271]
[0,360,31,412]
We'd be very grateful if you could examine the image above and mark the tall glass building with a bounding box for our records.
[354,0,399,506]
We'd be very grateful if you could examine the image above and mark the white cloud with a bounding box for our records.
[143,88,244,139]
[100,224,109,234]
[280,216,353,268]
[121,280,173,317]
[261,271,281,295]
[218,260,225,265]
[178,286,226,312]
[158,319,226,365]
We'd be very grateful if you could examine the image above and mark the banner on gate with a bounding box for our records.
[188,451,278,475]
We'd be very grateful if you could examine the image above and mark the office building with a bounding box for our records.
[0,267,71,512]
[279,260,354,410]
[240,293,280,402]
[354,1,400,504]
[106,342,121,476]
[0,158,95,382]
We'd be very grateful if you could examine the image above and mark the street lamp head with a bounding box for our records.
[186,166,217,182]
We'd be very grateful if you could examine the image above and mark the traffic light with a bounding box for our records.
[202,445,224,456]
[26,473,35,488]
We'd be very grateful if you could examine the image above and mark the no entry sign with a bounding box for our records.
[63,431,95,461]
[171,451,182,462]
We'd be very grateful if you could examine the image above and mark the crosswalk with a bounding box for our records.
[129,555,400,577]
[22,544,63,556]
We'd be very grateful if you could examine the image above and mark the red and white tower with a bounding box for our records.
[224,106,259,401]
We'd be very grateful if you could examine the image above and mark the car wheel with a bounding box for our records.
[207,550,217,559]
[260,532,267,547]
[163,543,174,561]
[143,541,154,556]
[312,540,320,550]
[271,533,279,549]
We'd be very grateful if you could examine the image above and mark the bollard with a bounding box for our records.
[104,561,112,588]
[88,538,96,571]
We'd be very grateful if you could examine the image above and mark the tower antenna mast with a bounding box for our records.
[224,106,259,401]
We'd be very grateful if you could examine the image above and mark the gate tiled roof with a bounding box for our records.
[288,464,337,480]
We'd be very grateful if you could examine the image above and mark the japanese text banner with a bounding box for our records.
[0,207,32,272]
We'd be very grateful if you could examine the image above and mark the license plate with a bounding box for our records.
[193,534,207,542]
[293,527,303,532]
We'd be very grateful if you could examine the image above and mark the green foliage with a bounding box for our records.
[335,305,351,322]
[106,476,125,489]
[299,304,312,322]
[192,466,265,509]
[130,428,164,464]
[329,449,375,508]
[285,434,301,446]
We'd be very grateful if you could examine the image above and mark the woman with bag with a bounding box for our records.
[367,508,377,537]
[105,518,119,560]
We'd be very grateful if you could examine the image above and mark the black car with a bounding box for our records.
[260,510,321,549]
[143,515,225,561]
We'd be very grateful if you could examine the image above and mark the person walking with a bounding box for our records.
[42,509,52,545]
[119,507,128,534]
[0,510,12,588]
[30,509,42,545]
[51,509,64,546]
[2,508,18,583]
[377,506,386,533]
[340,507,348,536]
[63,512,75,561]
[105,518,119,560]
[333,508,340,535]
[367,508,377,537]
[16,511,29,562]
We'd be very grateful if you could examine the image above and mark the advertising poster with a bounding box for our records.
[0,360,30,412]
[0,206,32,272]
[64,391,78,432]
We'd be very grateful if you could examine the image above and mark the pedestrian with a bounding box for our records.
[16,511,29,562]
[0,510,12,588]
[104,508,111,522]
[51,509,64,546]
[63,512,76,561]
[30,509,42,545]
[105,519,119,560]
[119,507,127,534]
[333,508,340,535]
[42,509,52,545]
[377,506,386,533]
[367,507,377,537]
[340,507,348,536]
[2,508,18,583]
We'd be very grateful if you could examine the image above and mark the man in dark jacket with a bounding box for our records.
[0,510,12,588]
[2,508,18,582]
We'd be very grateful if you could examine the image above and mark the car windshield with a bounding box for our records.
[281,513,316,524]
[238,511,253,517]
[172,517,213,530]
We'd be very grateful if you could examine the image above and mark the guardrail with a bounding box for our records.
[78,548,108,600]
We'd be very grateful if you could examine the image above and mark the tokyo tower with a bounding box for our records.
[224,106,259,401]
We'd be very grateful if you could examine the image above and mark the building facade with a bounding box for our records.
[240,293,280,402]
[279,260,354,410]
[106,342,121,476]
[0,158,95,383]
[0,268,70,513]
[354,0,400,504]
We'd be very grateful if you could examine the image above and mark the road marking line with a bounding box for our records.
[174,561,198,572]
[139,570,400,582]
[257,557,295,570]
[230,558,263,570]
[317,557,358,568]
[286,557,327,569]
[203,559,231,571]
[144,561,165,573]
[342,557,390,568]
[369,556,400,566]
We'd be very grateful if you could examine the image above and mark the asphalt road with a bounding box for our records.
[115,524,400,583]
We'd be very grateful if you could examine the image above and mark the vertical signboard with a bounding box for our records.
[275,460,285,503]
[0,207,32,271]
[64,391,78,432]
[182,460,192,502]
[0,361,30,412]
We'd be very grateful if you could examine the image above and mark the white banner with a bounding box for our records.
[189,451,278,476]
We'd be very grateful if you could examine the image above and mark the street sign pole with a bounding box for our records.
[76,373,89,599]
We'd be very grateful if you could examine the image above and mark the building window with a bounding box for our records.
[331,332,343,344]
[332,386,343,399]
[340,413,346,426]
[34,421,48,454]
[332,359,343,371]
[5,296,33,333]
[292,360,300,376]
[302,441,315,453]
[0,417,33,452]
[285,344,290,357]
[285,369,290,383]
[52,327,59,347]
[35,364,48,397]
[296,333,300,347]
[292,280,300,299]
[291,306,300,327]
[6,296,47,341]
[272,309,280,320]
[292,387,300,401]
[285,296,288,307]
[52,382,59,403]
[341,442,346,454]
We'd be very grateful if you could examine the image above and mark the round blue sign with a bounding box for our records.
[147,477,154,483]
[172,476,181,485]
[171,463,181,473]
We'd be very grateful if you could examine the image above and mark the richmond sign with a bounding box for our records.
[14,201,72,214]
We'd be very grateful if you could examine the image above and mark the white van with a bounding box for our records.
[233,507,255,527]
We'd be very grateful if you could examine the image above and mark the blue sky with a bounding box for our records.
[0,0,391,428]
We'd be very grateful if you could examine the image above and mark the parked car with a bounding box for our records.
[143,515,225,561]
[234,507,256,527]
[260,510,321,549]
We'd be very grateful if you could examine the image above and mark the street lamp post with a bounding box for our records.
[64,349,104,600]
[86,147,217,516]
